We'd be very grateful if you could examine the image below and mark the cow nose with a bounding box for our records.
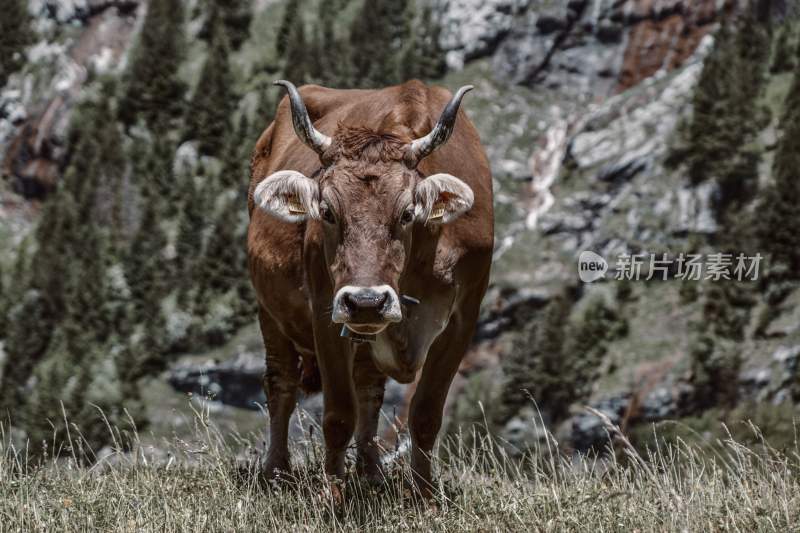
[331,285,403,325]
[343,289,388,311]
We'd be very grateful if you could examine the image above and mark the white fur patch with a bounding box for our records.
[253,170,320,222]
[414,173,474,224]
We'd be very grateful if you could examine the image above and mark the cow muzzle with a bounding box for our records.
[332,285,402,334]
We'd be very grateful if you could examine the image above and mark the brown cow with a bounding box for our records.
[247,79,493,494]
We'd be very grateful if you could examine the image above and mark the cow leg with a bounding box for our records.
[408,294,483,495]
[311,318,356,482]
[353,346,386,484]
[258,307,300,481]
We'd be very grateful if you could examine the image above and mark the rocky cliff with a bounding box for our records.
[440,0,738,96]
[1,1,141,199]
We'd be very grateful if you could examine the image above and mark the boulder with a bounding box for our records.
[168,352,266,410]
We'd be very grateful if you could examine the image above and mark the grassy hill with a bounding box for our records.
[3,410,799,531]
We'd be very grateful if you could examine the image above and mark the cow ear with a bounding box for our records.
[414,173,474,224]
[254,170,320,222]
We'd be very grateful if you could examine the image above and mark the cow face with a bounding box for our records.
[254,161,473,334]
[254,80,476,333]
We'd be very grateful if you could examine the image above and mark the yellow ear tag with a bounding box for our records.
[287,196,306,215]
[428,202,446,221]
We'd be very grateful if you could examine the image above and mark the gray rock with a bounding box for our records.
[437,0,532,69]
[500,406,551,456]
[168,352,266,410]
[675,181,718,235]
[569,395,629,453]
[738,367,772,401]
[174,141,201,177]
[640,386,679,420]
[538,212,591,235]
[30,0,141,23]
[596,20,623,44]
[772,345,800,382]
[536,13,568,35]
[596,157,647,185]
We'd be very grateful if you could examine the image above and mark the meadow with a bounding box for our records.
[2,405,799,532]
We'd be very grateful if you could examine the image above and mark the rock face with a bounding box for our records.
[440,0,735,97]
[1,1,140,198]
[437,0,532,69]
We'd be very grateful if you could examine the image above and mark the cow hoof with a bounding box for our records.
[319,477,346,507]
[259,458,294,487]
[404,477,437,501]
[356,461,385,487]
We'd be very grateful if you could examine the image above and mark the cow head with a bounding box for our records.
[254,81,475,335]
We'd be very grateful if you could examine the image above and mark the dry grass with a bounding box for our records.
[2,405,800,532]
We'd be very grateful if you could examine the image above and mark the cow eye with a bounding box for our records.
[400,208,415,226]
[320,204,336,224]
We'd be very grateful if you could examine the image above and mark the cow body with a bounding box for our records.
[247,80,493,492]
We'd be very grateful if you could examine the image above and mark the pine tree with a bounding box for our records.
[191,190,253,344]
[349,0,411,87]
[282,0,310,84]
[76,345,144,453]
[220,114,252,192]
[771,24,796,73]
[124,191,172,374]
[185,12,236,157]
[18,323,85,453]
[120,0,187,130]
[0,261,7,340]
[312,0,345,86]
[687,282,744,410]
[0,290,51,417]
[276,0,302,58]
[91,80,128,249]
[682,23,739,185]
[756,71,800,278]
[496,289,573,425]
[154,137,178,207]
[780,38,800,120]
[16,183,83,371]
[0,180,82,414]
[68,214,113,345]
[676,15,770,221]
[0,0,33,88]
[126,196,170,315]
[559,296,626,417]
[400,4,447,81]
[250,80,278,141]
[174,175,208,299]
[196,195,244,298]
[199,0,252,51]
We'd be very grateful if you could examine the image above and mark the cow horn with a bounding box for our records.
[274,80,332,156]
[406,85,474,167]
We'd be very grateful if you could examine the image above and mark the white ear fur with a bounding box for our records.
[253,170,320,222]
[414,173,474,224]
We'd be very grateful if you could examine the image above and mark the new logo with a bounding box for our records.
[578,251,608,283]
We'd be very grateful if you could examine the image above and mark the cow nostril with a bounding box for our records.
[342,292,358,311]
[344,289,388,310]
[375,291,389,308]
